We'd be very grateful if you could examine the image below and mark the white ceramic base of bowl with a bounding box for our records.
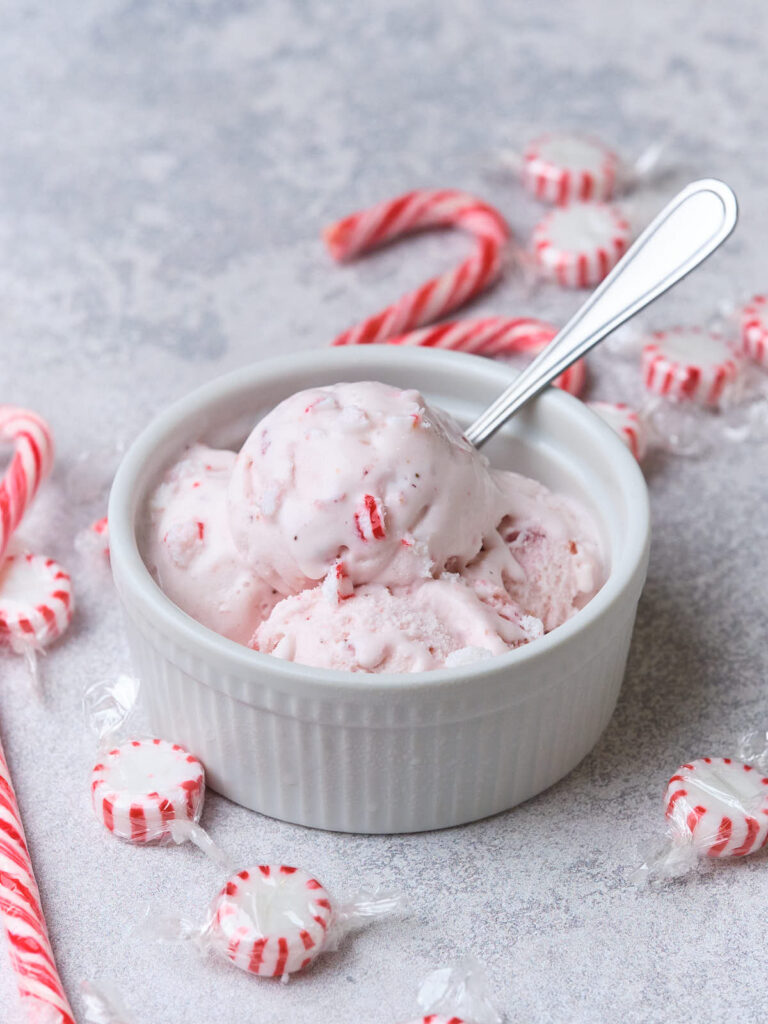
[109,347,650,834]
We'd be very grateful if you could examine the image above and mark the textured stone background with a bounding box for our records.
[2,2,768,1022]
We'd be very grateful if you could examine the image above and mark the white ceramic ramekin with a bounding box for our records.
[108,347,650,834]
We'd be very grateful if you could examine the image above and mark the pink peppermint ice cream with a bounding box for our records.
[143,381,603,672]
[227,382,512,593]
[144,444,279,645]
[255,574,543,673]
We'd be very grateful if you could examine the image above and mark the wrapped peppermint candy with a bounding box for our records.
[399,957,502,1024]
[639,326,768,453]
[532,200,631,288]
[587,402,647,462]
[509,131,665,204]
[85,675,230,868]
[0,406,74,683]
[633,733,768,883]
[738,295,768,368]
[0,550,73,659]
[147,864,400,980]
[642,327,740,407]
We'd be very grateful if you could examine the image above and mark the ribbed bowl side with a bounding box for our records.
[122,591,639,834]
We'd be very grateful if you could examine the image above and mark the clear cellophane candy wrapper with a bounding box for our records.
[408,956,503,1024]
[80,981,135,1024]
[140,868,401,981]
[83,675,230,868]
[632,730,768,884]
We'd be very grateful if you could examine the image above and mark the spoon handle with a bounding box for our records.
[465,178,738,447]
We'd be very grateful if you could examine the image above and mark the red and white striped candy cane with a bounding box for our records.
[383,316,587,396]
[0,731,75,1023]
[0,407,55,563]
[325,190,510,347]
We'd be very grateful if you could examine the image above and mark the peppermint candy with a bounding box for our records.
[152,873,399,979]
[532,201,630,288]
[587,402,647,461]
[91,738,204,843]
[208,865,333,978]
[521,133,619,204]
[642,328,740,407]
[664,758,768,858]
[740,295,768,368]
[0,552,73,653]
[634,752,768,883]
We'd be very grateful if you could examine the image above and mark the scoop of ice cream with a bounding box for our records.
[253,574,542,673]
[144,444,279,644]
[227,382,506,594]
[464,470,603,632]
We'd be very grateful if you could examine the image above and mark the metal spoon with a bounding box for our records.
[465,179,738,447]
